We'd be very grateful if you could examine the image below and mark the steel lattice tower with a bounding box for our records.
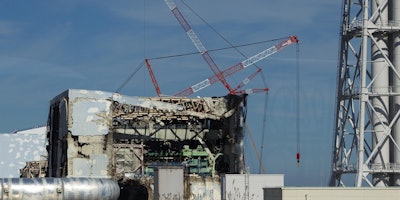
[330,0,400,187]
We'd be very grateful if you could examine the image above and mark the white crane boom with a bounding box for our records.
[174,36,299,97]
[164,0,234,92]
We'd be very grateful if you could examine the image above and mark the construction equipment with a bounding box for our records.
[162,0,298,97]
[145,59,162,97]
[152,0,300,172]
[173,36,299,97]
[163,0,233,93]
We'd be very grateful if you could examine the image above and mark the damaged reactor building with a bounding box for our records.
[42,89,249,199]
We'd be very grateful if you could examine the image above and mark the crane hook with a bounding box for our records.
[296,152,300,167]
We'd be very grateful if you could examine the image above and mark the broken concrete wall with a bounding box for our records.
[47,89,115,178]
[46,89,247,199]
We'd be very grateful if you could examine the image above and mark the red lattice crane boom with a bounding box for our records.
[233,68,262,92]
[145,59,162,97]
[174,36,299,97]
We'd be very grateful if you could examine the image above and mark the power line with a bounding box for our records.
[117,0,289,95]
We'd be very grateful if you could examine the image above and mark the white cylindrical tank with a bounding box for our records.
[391,0,400,186]
[371,0,390,187]
[0,178,120,200]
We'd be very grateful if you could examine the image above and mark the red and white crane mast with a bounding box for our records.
[163,0,234,93]
[174,36,299,97]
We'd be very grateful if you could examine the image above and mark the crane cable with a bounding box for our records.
[180,0,261,67]
[296,42,301,167]
[114,37,283,94]
[180,0,270,172]
[180,0,283,89]
[245,123,266,174]
[147,37,290,61]
[115,60,146,94]
[258,71,268,173]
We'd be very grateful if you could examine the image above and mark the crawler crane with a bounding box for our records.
[145,0,299,97]
[145,0,301,170]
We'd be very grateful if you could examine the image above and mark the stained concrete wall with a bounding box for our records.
[222,174,284,200]
[264,187,400,200]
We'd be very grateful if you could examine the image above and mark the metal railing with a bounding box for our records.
[334,163,400,173]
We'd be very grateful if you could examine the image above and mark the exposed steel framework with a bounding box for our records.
[330,0,400,187]
[160,0,298,97]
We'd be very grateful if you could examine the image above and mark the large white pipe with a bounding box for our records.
[0,178,120,200]
[371,0,390,187]
[390,0,400,186]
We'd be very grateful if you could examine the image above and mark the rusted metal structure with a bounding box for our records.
[45,89,247,199]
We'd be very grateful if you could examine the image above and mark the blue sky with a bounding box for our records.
[0,0,341,186]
